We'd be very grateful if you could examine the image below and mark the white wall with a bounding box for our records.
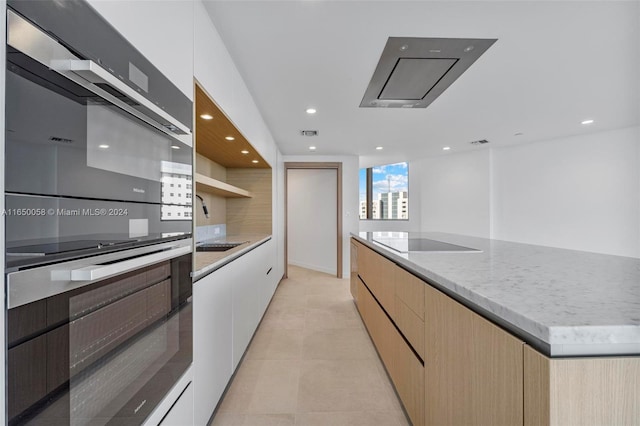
[492,127,640,257]
[410,127,640,258]
[87,0,194,100]
[414,149,492,238]
[283,155,359,279]
[287,169,338,274]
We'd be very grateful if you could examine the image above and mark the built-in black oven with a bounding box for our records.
[5,1,195,424]
[7,244,192,425]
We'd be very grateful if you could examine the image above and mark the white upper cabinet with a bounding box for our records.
[87,0,195,100]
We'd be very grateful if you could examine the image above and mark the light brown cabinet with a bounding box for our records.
[424,283,524,426]
[395,336,425,426]
[524,345,640,426]
[356,240,522,426]
[350,240,360,302]
[395,267,425,360]
[356,277,424,426]
[352,238,640,426]
[352,242,424,425]
[357,278,398,378]
[194,84,273,234]
[357,240,396,318]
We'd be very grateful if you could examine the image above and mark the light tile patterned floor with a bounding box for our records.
[210,265,410,426]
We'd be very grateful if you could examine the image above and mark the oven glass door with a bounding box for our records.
[7,253,192,425]
[5,11,192,204]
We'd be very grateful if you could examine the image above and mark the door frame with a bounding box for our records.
[284,162,342,279]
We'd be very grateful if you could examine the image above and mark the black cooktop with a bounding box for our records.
[372,236,480,253]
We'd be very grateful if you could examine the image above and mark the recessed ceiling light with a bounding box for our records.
[252,160,259,164]
[581,119,594,125]
[171,145,180,149]
[376,146,383,150]
[306,108,317,114]
[225,136,235,141]
[309,146,317,151]
[200,114,213,120]
[98,144,109,149]
[241,150,249,155]
[443,146,451,151]
[463,45,475,52]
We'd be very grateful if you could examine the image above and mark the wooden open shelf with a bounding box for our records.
[195,173,252,198]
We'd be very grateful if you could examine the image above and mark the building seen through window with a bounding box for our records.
[359,162,408,220]
[160,161,192,221]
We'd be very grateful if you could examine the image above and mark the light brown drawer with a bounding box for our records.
[358,244,396,318]
[395,336,425,426]
[357,278,397,375]
[395,266,424,320]
[358,278,424,426]
[395,298,425,360]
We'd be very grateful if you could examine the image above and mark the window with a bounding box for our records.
[359,161,408,220]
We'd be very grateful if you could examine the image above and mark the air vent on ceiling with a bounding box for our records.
[300,130,318,137]
[360,37,497,109]
[470,139,490,145]
[49,136,74,144]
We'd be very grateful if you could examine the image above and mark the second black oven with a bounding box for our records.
[7,242,193,425]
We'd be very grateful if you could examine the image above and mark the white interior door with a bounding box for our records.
[287,168,337,275]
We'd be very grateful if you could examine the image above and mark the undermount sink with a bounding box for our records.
[196,242,246,252]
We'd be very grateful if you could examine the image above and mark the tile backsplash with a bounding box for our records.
[195,224,226,243]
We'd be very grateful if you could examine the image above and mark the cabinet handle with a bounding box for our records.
[266,267,272,275]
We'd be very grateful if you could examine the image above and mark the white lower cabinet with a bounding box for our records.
[194,240,277,425]
[160,383,194,426]
[193,262,233,425]
[232,240,274,368]
[259,239,277,321]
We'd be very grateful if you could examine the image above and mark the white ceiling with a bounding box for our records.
[203,1,640,166]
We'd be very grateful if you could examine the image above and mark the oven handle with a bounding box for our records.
[50,59,192,143]
[69,245,191,282]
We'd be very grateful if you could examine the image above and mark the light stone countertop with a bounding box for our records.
[354,232,640,357]
[193,234,271,282]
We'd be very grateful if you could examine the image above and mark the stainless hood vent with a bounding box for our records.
[361,37,497,109]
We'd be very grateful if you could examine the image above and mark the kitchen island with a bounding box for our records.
[351,232,640,426]
[354,231,640,357]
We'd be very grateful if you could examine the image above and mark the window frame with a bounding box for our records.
[359,162,409,221]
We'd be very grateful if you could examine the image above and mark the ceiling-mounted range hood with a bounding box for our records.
[360,37,497,109]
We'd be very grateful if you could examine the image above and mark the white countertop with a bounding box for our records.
[354,232,640,357]
[192,234,271,281]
